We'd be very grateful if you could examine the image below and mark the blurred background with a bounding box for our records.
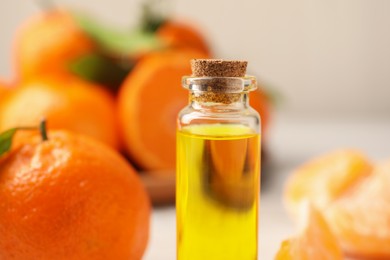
[1,0,390,118]
[1,0,390,259]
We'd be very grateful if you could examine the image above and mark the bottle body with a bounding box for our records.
[177,89,261,259]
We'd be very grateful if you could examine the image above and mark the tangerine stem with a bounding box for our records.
[39,119,48,141]
[17,127,38,131]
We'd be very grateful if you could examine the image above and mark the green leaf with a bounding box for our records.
[0,128,17,157]
[69,53,133,91]
[72,12,164,56]
[0,121,48,157]
[140,0,167,32]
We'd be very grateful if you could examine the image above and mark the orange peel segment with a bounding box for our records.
[275,204,343,260]
[284,149,373,216]
[326,160,390,259]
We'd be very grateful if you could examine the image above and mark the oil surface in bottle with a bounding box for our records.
[177,124,260,260]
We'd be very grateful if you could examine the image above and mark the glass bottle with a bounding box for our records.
[176,60,261,260]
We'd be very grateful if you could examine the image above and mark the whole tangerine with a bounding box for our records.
[14,10,94,80]
[117,49,209,170]
[0,130,150,259]
[0,75,120,149]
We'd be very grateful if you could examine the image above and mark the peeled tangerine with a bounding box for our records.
[326,160,390,259]
[284,149,373,216]
[275,204,343,260]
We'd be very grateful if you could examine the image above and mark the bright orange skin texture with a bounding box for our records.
[15,10,94,80]
[0,131,150,259]
[117,50,208,171]
[157,21,211,56]
[0,76,120,150]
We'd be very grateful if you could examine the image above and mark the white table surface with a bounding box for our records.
[144,115,390,260]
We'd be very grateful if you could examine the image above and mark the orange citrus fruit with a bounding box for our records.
[0,76,119,149]
[117,50,208,170]
[157,21,211,56]
[15,10,94,80]
[0,130,150,259]
[326,160,390,259]
[284,149,373,216]
[275,204,343,260]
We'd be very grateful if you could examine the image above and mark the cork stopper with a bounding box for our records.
[188,59,249,104]
[191,59,247,77]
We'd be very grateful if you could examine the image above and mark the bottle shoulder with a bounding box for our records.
[177,105,261,133]
[179,106,259,119]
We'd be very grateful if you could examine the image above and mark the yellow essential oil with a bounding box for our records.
[177,124,260,260]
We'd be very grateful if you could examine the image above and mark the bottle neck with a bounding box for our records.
[189,91,250,111]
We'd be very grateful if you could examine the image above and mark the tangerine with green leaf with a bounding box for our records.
[0,122,150,259]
